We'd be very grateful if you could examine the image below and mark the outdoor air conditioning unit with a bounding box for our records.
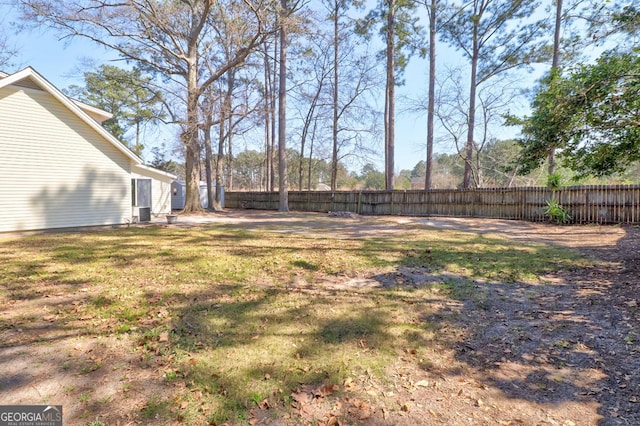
[138,207,151,223]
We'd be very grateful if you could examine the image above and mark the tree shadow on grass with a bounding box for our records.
[158,284,399,424]
[423,225,640,425]
[2,217,637,425]
[144,224,626,424]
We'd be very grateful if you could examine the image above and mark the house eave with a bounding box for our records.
[133,164,177,181]
[70,98,113,124]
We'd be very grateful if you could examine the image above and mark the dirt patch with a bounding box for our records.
[278,215,637,426]
[435,225,640,426]
[271,218,638,426]
[1,211,638,425]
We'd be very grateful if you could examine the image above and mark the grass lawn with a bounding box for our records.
[0,217,591,425]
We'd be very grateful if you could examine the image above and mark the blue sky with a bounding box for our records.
[2,4,113,81]
[1,2,530,174]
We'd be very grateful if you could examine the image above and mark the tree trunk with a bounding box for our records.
[308,117,318,190]
[183,130,202,212]
[548,147,557,176]
[263,42,272,192]
[300,81,322,191]
[385,0,396,190]
[214,98,226,211]
[134,120,142,157]
[548,0,563,176]
[425,0,437,191]
[213,73,234,210]
[552,0,562,69]
[204,119,215,210]
[183,66,203,211]
[271,34,278,192]
[463,11,479,189]
[182,38,203,212]
[331,0,339,191]
[278,0,289,212]
[227,127,234,191]
[298,155,303,191]
[299,126,305,191]
[225,73,233,192]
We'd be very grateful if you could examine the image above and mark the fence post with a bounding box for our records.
[390,191,394,215]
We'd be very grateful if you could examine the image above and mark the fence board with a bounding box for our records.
[224,185,640,224]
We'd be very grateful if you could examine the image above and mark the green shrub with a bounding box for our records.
[547,172,563,190]
[545,199,572,224]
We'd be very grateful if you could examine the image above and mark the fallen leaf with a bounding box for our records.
[354,401,372,420]
[180,401,188,409]
[291,391,311,405]
[415,380,429,387]
[359,410,372,420]
[325,416,340,426]
[159,332,169,343]
[258,399,270,410]
[315,384,339,398]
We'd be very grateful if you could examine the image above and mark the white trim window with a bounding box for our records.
[132,178,152,207]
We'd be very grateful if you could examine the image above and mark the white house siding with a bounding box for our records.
[0,85,132,232]
[131,166,173,216]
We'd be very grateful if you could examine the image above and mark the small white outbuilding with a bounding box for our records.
[0,67,176,232]
[171,181,224,210]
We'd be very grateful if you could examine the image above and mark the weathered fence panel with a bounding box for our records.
[225,185,640,224]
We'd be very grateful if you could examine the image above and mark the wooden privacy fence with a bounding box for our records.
[225,185,640,224]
